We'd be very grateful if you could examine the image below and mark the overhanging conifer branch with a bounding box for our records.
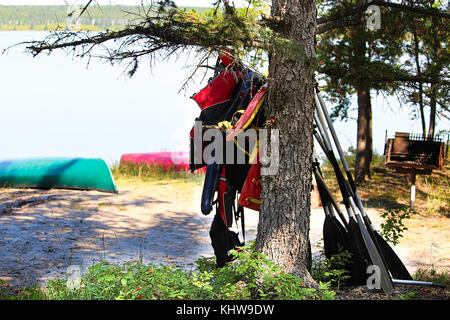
[318,1,450,28]
[23,4,266,80]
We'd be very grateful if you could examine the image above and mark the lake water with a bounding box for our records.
[0,31,447,164]
[0,31,203,164]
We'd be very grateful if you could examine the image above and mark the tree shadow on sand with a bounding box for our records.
[0,188,212,293]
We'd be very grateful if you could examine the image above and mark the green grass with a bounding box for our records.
[110,162,204,185]
[414,267,450,286]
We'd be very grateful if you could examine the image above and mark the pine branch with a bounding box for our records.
[317,18,361,34]
[25,7,265,60]
[321,66,450,86]
[369,0,450,20]
[76,0,94,22]
[318,0,450,27]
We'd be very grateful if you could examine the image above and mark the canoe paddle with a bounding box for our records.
[313,96,394,295]
[312,131,349,229]
[315,87,413,281]
[312,153,349,259]
[312,153,371,285]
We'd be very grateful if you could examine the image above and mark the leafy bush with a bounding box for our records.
[379,207,416,246]
[7,242,335,300]
[199,242,335,300]
[311,240,351,290]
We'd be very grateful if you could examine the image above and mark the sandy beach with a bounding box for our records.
[0,180,448,292]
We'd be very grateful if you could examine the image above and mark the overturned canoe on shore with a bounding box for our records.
[0,158,117,193]
[120,152,192,172]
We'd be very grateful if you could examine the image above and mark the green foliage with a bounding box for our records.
[399,0,449,125]
[398,291,416,300]
[13,1,314,79]
[379,207,416,246]
[196,241,335,300]
[3,242,335,300]
[317,0,406,122]
[311,240,351,291]
[42,262,213,300]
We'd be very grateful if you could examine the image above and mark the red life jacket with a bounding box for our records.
[238,161,261,212]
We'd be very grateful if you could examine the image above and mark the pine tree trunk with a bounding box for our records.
[355,88,373,184]
[427,17,440,139]
[412,26,427,136]
[255,0,316,287]
[428,88,437,139]
[354,0,372,184]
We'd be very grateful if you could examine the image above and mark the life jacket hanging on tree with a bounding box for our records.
[192,69,242,126]
[226,83,268,141]
[217,167,229,225]
[189,67,242,172]
[190,51,267,267]
[189,58,264,173]
[238,160,261,212]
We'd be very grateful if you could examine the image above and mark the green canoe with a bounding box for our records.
[0,158,117,193]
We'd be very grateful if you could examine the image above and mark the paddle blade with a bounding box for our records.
[346,217,371,285]
[354,213,394,294]
[373,231,413,280]
[332,215,348,236]
[323,215,348,259]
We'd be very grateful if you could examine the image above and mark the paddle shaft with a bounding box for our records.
[312,146,349,228]
[315,88,373,223]
[313,94,394,295]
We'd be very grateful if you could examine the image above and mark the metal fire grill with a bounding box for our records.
[384,132,445,209]
[384,132,445,174]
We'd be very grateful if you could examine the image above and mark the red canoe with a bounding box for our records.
[120,152,205,173]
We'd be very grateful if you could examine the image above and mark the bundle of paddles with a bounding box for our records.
[312,86,444,294]
[189,52,266,267]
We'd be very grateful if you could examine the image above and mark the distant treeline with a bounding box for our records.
[0,5,208,31]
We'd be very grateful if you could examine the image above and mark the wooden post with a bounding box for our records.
[446,134,449,161]
[410,169,416,210]
[311,174,322,209]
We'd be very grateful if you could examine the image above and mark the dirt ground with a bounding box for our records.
[0,179,448,298]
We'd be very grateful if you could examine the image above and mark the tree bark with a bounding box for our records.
[412,23,427,136]
[428,86,437,139]
[409,2,427,137]
[255,0,317,287]
[354,0,372,184]
[427,16,441,139]
[355,88,373,183]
